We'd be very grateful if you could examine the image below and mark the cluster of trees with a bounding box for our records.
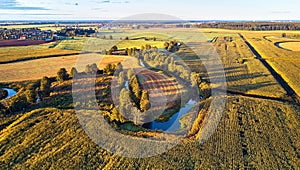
[57,27,96,37]
[105,66,152,125]
[196,22,300,31]
[10,67,73,113]
[164,41,181,52]
[5,77,49,113]
[104,45,140,56]
[128,75,150,112]
[140,43,210,99]
[141,44,192,83]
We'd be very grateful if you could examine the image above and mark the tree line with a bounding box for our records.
[196,22,300,31]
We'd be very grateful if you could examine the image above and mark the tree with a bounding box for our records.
[129,75,141,105]
[118,71,125,86]
[104,64,116,75]
[115,63,123,76]
[127,68,135,80]
[119,88,134,121]
[70,67,78,77]
[110,107,126,123]
[40,76,51,97]
[25,84,36,103]
[85,63,98,74]
[282,33,287,37]
[56,68,69,82]
[164,42,170,50]
[111,45,118,51]
[90,63,99,74]
[140,90,150,112]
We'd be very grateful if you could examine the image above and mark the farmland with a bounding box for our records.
[241,32,300,98]
[0,43,77,64]
[0,26,299,169]
[0,54,128,82]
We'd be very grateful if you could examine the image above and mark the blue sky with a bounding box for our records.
[0,0,299,20]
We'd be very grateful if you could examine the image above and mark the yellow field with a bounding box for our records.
[279,42,300,51]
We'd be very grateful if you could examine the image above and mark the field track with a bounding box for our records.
[239,33,300,103]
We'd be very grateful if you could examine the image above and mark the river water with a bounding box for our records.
[150,99,196,132]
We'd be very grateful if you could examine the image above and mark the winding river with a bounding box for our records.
[150,99,196,132]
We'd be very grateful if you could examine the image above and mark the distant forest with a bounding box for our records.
[195,22,300,31]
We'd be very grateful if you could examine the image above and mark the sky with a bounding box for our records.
[0,0,299,21]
